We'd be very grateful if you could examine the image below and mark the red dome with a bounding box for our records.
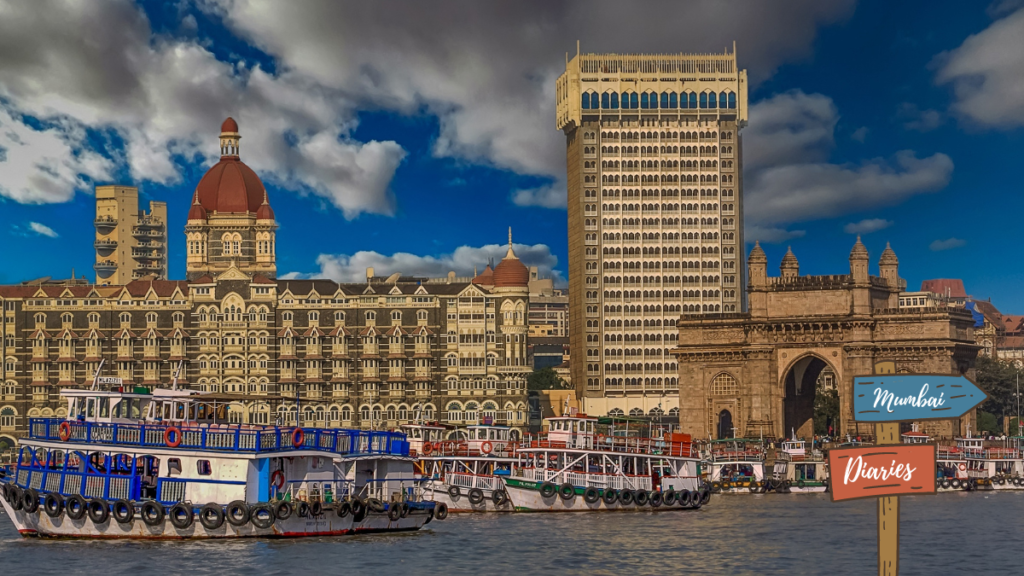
[195,159,267,214]
[256,201,275,221]
[221,117,238,133]
[187,201,208,221]
[493,255,529,287]
[472,265,495,286]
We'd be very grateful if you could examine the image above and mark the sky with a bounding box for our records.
[0,1,1021,311]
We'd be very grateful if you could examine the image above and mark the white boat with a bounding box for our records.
[501,415,708,512]
[406,422,517,513]
[958,435,1024,491]
[930,433,974,492]
[703,439,768,494]
[772,440,829,494]
[0,386,441,539]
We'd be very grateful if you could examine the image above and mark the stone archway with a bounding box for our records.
[782,355,833,440]
[717,409,734,439]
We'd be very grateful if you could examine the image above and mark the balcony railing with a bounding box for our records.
[27,418,409,456]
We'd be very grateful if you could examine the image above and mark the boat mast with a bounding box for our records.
[89,358,105,391]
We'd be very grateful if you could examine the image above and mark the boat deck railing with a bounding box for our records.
[445,471,503,492]
[28,418,410,457]
[519,434,696,458]
[707,450,764,462]
[963,448,1022,460]
[515,466,654,492]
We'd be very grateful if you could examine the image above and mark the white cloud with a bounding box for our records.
[201,0,854,207]
[851,126,869,142]
[287,242,563,285]
[0,0,405,216]
[0,107,113,203]
[898,103,945,132]
[28,222,59,238]
[746,226,806,244]
[743,91,953,238]
[843,218,893,234]
[935,7,1024,127]
[930,237,966,251]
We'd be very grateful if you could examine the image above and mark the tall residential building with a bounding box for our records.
[94,186,167,285]
[556,46,748,419]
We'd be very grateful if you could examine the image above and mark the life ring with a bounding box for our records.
[164,426,182,448]
[422,442,433,456]
[958,463,967,472]
[58,421,72,442]
[271,470,286,492]
[292,428,305,448]
[445,441,456,452]
[481,441,493,455]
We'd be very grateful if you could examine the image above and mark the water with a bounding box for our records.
[0,492,1017,575]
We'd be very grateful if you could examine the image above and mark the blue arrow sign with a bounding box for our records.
[853,374,987,422]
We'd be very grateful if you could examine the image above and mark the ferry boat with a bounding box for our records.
[501,415,709,512]
[958,435,1024,491]
[0,385,441,538]
[926,431,972,492]
[772,439,829,494]
[703,439,768,494]
[407,422,517,513]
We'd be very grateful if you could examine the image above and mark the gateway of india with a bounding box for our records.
[673,238,980,440]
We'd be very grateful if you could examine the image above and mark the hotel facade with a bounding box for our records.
[0,119,530,448]
[557,46,748,420]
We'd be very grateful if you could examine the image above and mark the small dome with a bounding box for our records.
[187,199,208,221]
[879,242,898,266]
[781,246,798,266]
[850,235,869,260]
[221,117,238,133]
[473,265,495,286]
[256,194,275,221]
[493,228,529,288]
[748,240,767,263]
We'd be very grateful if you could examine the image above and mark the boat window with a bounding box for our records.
[161,403,171,420]
[197,460,212,476]
[99,397,110,418]
[87,398,96,418]
[167,458,182,476]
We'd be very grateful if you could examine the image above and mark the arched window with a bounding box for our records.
[708,91,717,108]
[610,92,619,109]
[728,91,737,109]
[710,373,738,396]
[700,92,708,109]
[688,92,697,109]
[628,407,644,417]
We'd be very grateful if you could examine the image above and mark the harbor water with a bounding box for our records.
[0,491,1017,575]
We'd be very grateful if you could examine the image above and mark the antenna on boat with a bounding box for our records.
[89,358,105,391]
[170,360,184,390]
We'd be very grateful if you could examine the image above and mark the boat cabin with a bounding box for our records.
[901,431,930,444]
[401,423,447,456]
[545,416,598,450]
[65,389,153,425]
[780,440,807,459]
[465,424,515,455]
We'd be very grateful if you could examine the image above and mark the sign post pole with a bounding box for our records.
[873,361,899,576]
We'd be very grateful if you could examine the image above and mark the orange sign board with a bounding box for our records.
[828,444,937,502]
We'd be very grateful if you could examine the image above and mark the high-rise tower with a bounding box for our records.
[556,45,748,419]
[94,185,167,285]
[185,117,278,280]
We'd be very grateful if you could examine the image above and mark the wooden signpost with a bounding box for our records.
[835,363,987,576]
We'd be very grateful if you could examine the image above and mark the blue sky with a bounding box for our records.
[0,1,1021,311]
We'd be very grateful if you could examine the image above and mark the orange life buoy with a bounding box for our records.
[271,470,285,491]
[481,441,493,455]
[445,441,456,452]
[433,442,443,453]
[958,463,967,472]
[164,426,182,448]
[422,442,434,456]
[58,421,72,442]
[292,428,305,448]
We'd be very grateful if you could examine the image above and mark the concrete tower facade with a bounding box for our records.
[556,45,749,419]
[94,185,167,285]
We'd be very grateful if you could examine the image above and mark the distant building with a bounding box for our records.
[527,267,568,337]
[919,279,970,306]
[674,240,980,440]
[94,185,167,285]
[529,336,569,371]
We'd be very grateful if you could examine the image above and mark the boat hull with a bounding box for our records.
[501,478,706,512]
[0,495,431,539]
[424,482,514,513]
